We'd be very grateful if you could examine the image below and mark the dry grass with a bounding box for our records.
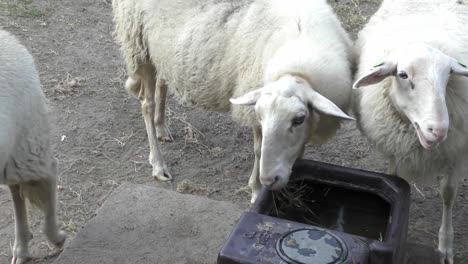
[176,180,218,197]
[166,108,205,146]
[165,107,228,158]
[0,0,46,18]
[271,180,322,226]
[49,73,82,98]
[328,0,382,38]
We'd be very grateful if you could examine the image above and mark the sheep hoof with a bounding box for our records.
[11,253,31,264]
[153,166,172,181]
[154,173,172,181]
[11,236,32,264]
[439,249,454,264]
[157,134,173,142]
[11,256,30,264]
[156,125,173,142]
[52,230,66,248]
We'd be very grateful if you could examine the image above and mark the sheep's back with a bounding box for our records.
[356,0,468,73]
[138,0,255,112]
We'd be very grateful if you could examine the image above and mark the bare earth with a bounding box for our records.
[0,0,467,263]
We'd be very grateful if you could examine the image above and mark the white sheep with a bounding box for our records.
[0,30,66,264]
[352,1,468,263]
[112,0,354,203]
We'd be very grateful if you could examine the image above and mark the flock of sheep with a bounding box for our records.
[1,0,467,263]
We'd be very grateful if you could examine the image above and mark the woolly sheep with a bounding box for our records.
[0,30,66,264]
[112,0,354,203]
[352,1,468,263]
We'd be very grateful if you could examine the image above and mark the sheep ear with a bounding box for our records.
[353,61,397,89]
[230,88,263,105]
[451,60,468,77]
[306,89,354,120]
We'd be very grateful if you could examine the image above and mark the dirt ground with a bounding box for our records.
[0,0,467,263]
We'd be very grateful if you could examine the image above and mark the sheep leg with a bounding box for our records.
[249,126,262,204]
[9,185,32,264]
[37,179,66,248]
[155,78,173,142]
[438,168,460,264]
[139,65,172,181]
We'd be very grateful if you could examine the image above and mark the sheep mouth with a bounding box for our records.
[267,180,284,191]
[414,122,437,150]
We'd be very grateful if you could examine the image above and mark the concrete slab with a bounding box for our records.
[52,183,245,264]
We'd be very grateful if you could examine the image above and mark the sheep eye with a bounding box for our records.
[397,71,408,79]
[292,115,306,126]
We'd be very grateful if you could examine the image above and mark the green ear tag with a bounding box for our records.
[373,61,385,68]
[458,61,467,68]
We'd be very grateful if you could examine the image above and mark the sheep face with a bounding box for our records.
[231,75,353,190]
[353,44,468,149]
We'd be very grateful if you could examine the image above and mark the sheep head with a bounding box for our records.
[230,75,353,190]
[353,43,468,150]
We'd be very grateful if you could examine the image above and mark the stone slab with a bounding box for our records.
[53,183,244,264]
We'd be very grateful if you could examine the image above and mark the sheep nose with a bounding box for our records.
[427,125,448,141]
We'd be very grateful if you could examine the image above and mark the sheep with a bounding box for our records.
[352,1,468,263]
[112,0,354,203]
[0,30,66,264]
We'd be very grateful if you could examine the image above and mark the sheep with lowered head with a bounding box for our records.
[112,0,354,203]
[0,30,66,264]
[353,1,468,263]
